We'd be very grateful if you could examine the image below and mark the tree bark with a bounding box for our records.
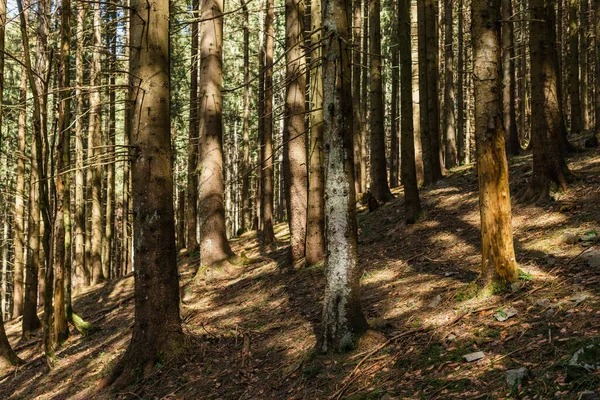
[568,0,583,133]
[444,0,457,168]
[102,0,183,387]
[390,48,400,188]
[283,0,308,262]
[321,0,368,353]
[187,0,200,252]
[399,0,422,224]
[502,0,519,155]
[352,0,363,195]
[197,0,237,267]
[306,0,326,266]
[369,0,393,202]
[425,0,443,181]
[241,0,252,233]
[360,0,368,193]
[595,0,600,138]
[456,0,465,164]
[89,1,105,285]
[580,0,590,130]
[525,0,572,201]
[472,0,519,290]
[411,0,424,183]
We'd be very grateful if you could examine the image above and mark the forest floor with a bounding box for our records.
[2,145,600,400]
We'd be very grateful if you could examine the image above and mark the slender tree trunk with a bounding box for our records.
[306,0,326,266]
[352,0,363,195]
[524,0,572,201]
[197,0,237,267]
[177,190,186,249]
[425,0,443,181]
[390,48,399,188]
[444,0,457,168]
[411,0,424,183]
[0,314,22,371]
[417,0,432,182]
[241,0,252,233]
[89,1,104,285]
[568,0,583,133]
[260,0,276,246]
[502,0,519,155]
[122,1,132,276]
[74,6,89,287]
[399,0,422,223]
[187,0,200,252]
[12,70,27,318]
[473,0,519,290]
[580,0,590,130]
[595,0,600,138]
[457,0,465,164]
[369,0,393,201]
[360,0,368,193]
[101,0,183,388]
[321,0,368,353]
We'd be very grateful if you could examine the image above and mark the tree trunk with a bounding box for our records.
[74,6,89,287]
[12,67,27,318]
[284,0,308,262]
[241,0,252,233]
[187,0,200,252]
[102,0,183,387]
[369,0,393,202]
[321,0,368,353]
[502,0,519,155]
[411,0,424,183]
[259,0,276,247]
[360,0,368,193]
[444,0,457,168]
[596,0,600,138]
[456,0,465,164]
[89,1,104,285]
[122,0,132,277]
[197,0,237,267]
[390,48,400,188]
[580,0,590,130]
[399,0,422,224]
[525,0,572,201]
[177,190,186,250]
[417,0,432,182]
[306,0,326,266]
[473,0,519,291]
[568,0,583,133]
[425,0,443,181]
[352,0,363,195]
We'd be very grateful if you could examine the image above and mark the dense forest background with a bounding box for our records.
[0,0,599,398]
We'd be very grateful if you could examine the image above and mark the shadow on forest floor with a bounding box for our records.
[2,146,600,399]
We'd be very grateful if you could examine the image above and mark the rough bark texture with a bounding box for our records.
[360,0,368,193]
[321,0,369,353]
[74,6,89,287]
[444,0,457,168]
[102,0,184,388]
[399,0,422,224]
[456,0,465,164]
[596,0,600,138]
[368,0,393,202]
[197,0,236,267]
[306,0,326,266]
[352,0,363,195]
[0,314,22,371]
[260,0,276,246]
[425,0,443,181]
[390,48,399,188]
[502,0,519,155]
[90,1,104,285]
[580,0,590,130]
[241,0,252,233]
[568,0,583,133]
[187,0,200,252]
[284,0,308,262]
[411,0,424,183]
[417,0,431,182]
[525,0,572,202]
[472,0,519,290]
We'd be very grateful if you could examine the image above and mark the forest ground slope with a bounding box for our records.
[1,146,600,399]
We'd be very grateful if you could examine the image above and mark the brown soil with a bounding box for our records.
[1,147,600,399]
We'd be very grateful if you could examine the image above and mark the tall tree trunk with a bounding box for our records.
[417,0,432,182]
[580,0,590,130]
[399,0,422,223]
[369,0,393,201]
[122,0,132,276]
[260,0,276,246]
[197,0,237,267]
[101,0,183,388]
[502,0,519,155]
[595,0,600,138]
[425,0,443,181]
[284,0,308,262]
[411,0,424,183]
[473,0,519,291]
[321,0,368,353]
[89,1,104,285]
[74,6,89,287]
[241,0,252,233]
[352,0,363,195]
[360,0,368,193]
[456,0,465,164]
[12,69,27,318]
[390,48,399,188]
[444,0,457,168]
[187,0,200,252]
[568,0,583,133]
[525,0,572,201]
[306,0,326,266]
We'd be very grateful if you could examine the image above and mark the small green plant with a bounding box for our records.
[518,269,533,281]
